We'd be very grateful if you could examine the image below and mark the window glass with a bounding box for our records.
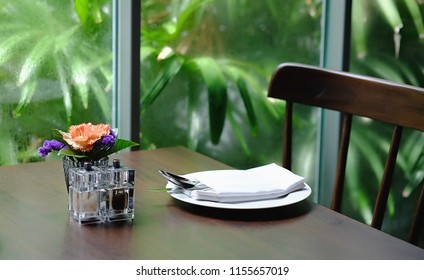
[0,0,113,165]
[348,0,424,244]
[140,0,323,186]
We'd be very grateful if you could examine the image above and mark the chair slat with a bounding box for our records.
[331,113,352,212]
[283,101,293,170]
[409,181,424,245]
[371,125,403,230]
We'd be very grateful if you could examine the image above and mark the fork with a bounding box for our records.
[158,170,199,189]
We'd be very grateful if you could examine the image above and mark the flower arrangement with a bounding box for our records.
[38,123,138,161]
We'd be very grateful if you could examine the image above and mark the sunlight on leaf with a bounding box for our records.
[158,46,175,60]
[375,0,403,31]
[74,0,89,24]
[72,57,90,109]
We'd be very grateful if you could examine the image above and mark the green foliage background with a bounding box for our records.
[0,0,113,165]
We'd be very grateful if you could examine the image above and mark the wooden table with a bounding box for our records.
[0,147,423,259]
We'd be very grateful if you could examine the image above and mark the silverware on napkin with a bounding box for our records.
[159,164,306,203]
[158,170,199,188]
[158,170,212,197]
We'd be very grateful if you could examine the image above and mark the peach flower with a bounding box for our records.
[60,123,111,152]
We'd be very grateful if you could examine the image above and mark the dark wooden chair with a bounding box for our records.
[268,62,424,245]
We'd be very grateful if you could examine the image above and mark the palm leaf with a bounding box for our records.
[141,55,184,108]
[220,62,260,136]
[227,104,251,157]
[375,0,403,30]
[71,56,90,109]
[74,0,90,24]
[192,57,228,144]
[404,0,424,38]
[18,36,53,86]
[236,77,258,136]
[54,54,73,122]
[0,32,31,65]
[13,81,37,117]
[351,0,368,57]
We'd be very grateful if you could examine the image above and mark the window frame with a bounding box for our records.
[113,0,140,147]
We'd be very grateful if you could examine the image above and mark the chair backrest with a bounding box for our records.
[268,62,424,246]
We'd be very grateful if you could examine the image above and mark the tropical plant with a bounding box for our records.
[140,0,322,172]
[0,0,113,165]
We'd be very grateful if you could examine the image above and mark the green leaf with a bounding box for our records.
[57,138,138,159]
[107,138,139,155]
[375,0,403,31]
[227,105,251,157]
[13,80,37,117]
[58,148,85,158]
[54,54,73,123]
[361,56,405,83]
[71,57,89,109]
[74,0,103,25]
[18,36,53,86]
[52,128,65,142]
[140,46,156,62]
[88,76,111,121]
[74,0,89,24]
[351,0,368,57]
[0,32,30,65]
[141,55,184,108]
[404,0,424,38]
[173,0,212,36]
[192,57,228,144]
[221,62,259,136]
[236,78,257,136]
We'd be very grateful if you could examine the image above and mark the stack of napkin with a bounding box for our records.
[177,163,305,203]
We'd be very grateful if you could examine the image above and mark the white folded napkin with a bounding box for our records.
[179,163,306,203]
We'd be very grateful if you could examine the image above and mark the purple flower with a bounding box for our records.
[38,146,50,157]
[100,134,116,147]
[45,140,65,150]
[95,131,116,148]
[38,140,65,157]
